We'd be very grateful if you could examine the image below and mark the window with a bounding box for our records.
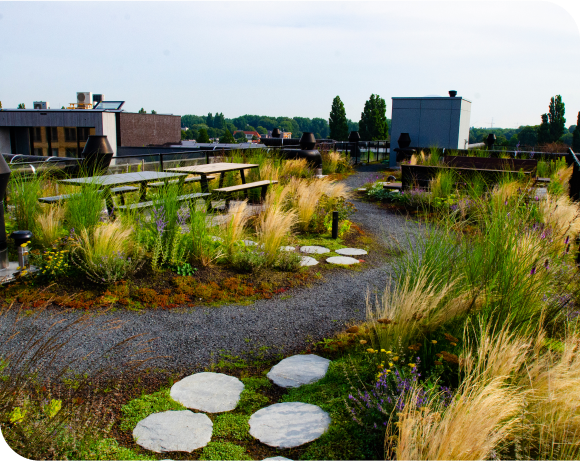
[65,148,78,157]
[64,128,76,142]
[51,148,59,157]
[32,127,42,142]
[34,148,44,156]
[78,127,91,141]
[51,127,58,141]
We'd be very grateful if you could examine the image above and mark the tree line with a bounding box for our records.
[470,95,580,151]
[180,94,391,143]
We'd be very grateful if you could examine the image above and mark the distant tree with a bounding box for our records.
[246,125,257,132]
[220,129,235,143]
[138,108,146,114]
[517,126,538,147]
[311,118,329,139]
[232,116,247,130]
[252,135,259,141]
[573,112,580,152]
[347,119,359,133]
[256,126,267,135]
[560,132,573,146]
[61,106,65,109]
[538,114,551,145]
[359,94,388,141]
[569,125,577,133]
[548,95,566,142]
[197,128,210,143]
[17,103,25,109]
[151,110,157,114]
[329,96,349,141]
[234,131,247,141]
[206,113,214,128]
[214,112,225,130]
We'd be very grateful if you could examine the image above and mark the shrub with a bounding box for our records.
[72,221,144,284]
[229,246,268,273]
[273,249,302,272]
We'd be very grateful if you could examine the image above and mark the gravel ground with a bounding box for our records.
[0,164,420,379]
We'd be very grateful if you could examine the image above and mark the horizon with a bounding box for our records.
[1,1,579,129]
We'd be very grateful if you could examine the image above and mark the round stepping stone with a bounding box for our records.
[133,410,212,453]
[326,256,360,265]
[335,248,367,256]
[249,402,331,448]
[300,245,330,254]
[263,458,293,461]
[170,372,244,413]
[267,354,330,388]
[300,256,319,267]
[242,239,257,246]
[279,246,296,252]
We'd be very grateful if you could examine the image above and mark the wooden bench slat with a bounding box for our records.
[115,193,211,211]
[38,186,139,203]
[213,180,278,193]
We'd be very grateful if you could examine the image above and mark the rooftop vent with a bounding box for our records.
[33,101,49,109]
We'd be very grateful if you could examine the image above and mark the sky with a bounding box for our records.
[1,1,579,129]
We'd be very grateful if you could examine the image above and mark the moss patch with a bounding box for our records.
[200,441,252,460]
[119,388,185,432]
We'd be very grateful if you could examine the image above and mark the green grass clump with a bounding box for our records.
[236,377,271,414]
[199,441,252,460]
[213,413,251,440]
[119,389,185,431]
[67,437,152,460]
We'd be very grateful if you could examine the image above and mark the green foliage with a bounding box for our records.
[573,112,580,152]
[220,129,236,143]
[237,377,271,414]
[272,248,302,272]
[229,246,269,273]
[548,94,566,143]
[174,262,197,276]
[359,94,388,141]
[36,248,71,280]
[197,128,210,143]
[538,113,551,145]
[7,172,43,232]
[200,441,251,460]
[119,388,185,432]
[212,413,251,440]
[65,180,104,232]
[518,126,539,147]
[67,437,152,460]
[329,95,349,141]
[138,108,146,114]
[17,103,25,109]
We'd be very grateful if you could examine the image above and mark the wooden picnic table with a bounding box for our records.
[59,171,188,213]
[164,162,259,194]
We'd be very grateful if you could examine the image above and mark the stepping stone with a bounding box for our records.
[300,256,319,267]
[335,248,367,256]
[211,236,223,242]
[133,410,212,453]
[170,372,244,413]
[300,245,330,254]
[249,402,331,448]
[242,239,257,246]
[326,256,360,265]
[279,246,296,252]
[267,354,331,388]
[263,458,293,461]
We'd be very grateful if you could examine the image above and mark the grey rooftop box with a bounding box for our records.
[389,95,471,167]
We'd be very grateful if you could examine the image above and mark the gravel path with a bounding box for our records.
[0,165,419,379]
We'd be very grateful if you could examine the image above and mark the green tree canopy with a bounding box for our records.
[256,126,267,135]
[329,96,349,141]
[548,95,566,143]
[517,126,538,147]
[197,128,210,143]
[151,110,157,114]
[214,112,225,130]
[573,112,580,152]
[359,94,388,141]
[234,131,247,140]
[538,114,551,145]
[206,112,214,128]
[138,108,146,114]
[220,129,235,143]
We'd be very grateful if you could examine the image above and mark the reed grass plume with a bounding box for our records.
[539,193,580,246]
[219,200,249,255]
[77,220,134,260]
[258,160,280,182]
[290,178,329,232]
[35,205,65,247]
[281,158,310,178]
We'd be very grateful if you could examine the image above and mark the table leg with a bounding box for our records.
[139,182,147,202]
[239,169,248,199]
[200,174,209,193]
[218,172,225,188]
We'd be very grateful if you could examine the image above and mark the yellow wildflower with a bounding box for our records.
[389,362,393,367]
[359,340,367,345]
[366,348,375,353]
[408,363,416,368]
[386,350,392,354]
[392,356,399,361]
[450,342,457,347]
[380,349,386,353]
[431,340,437,344]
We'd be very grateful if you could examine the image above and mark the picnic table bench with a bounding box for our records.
[38,185,139,205]
[147,175,216,188]
[115,192,211,211]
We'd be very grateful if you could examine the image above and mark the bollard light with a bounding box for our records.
[11,230,33,270]
[0,154,11,270]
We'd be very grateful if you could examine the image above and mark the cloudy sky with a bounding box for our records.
[0,1,579,129]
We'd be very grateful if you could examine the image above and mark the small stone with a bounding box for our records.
[242,240,257,246]
[170,372,244,413]
[249,402,331,448]
[279,246,296,252]
[210,236,223,242]
[267,354,331,388]
[335,248,367,256]
[326,256,360,265]
[133,410,212,453]
[263,458,293,461]
[300,256,319,267]
[300,245,330,254]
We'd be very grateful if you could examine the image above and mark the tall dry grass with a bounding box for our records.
[35,205,66,247]
[77,220,134,261]
[258,160,280,182]
[219,200,250,255]
[539,193,580,247]
[281,158,310,179]
[256,186,297,264]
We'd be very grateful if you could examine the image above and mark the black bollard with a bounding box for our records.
[332,211,339,239]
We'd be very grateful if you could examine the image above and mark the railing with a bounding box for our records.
[334,140,390,164]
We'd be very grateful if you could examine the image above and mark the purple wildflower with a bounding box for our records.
[530,266,536,275]
[153,206,168,235]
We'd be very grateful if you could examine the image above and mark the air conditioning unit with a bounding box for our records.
[33,101,49,109]
[77,92,92,106]
[93,94,104,104]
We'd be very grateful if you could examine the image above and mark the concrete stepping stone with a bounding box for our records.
[263,457,293,461]
[300,256,319,267]
[242,239,258,246]
[249,402,331,448]
[133,410,212,453]
[335,248,367,256]
[170,372,244,413]
[279,246,296,252]
[300,245,330,254]
[267,354,330,388]
[326,256,360,265]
